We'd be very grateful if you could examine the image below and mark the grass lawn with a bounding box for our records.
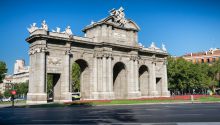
[92,99,184,105]
[1,96,220,108]
[0,100,26,105]
[198,97,220,102]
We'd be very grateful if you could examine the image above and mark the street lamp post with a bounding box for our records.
[10,82,16,108]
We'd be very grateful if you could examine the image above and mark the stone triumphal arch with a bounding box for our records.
[26,7,170,104]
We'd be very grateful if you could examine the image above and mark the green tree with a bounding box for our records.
[0,92,3,99]
[167,57,191,94]
[4,89,11,98]
[167,56,214,95]
[72,62,80,92]
[0,61,7,83]
[18,82,29,95]
[47,74,53,97]
[208,60,220,92]
[10,82,29,98]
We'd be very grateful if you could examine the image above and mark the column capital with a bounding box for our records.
[29,47,48,55]
[65,49,72,55]
[163,59,167,65]
[130,55,139,61]
[94,52,112,59]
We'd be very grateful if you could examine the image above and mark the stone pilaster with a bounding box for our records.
[106,55,114,99]
[102,56,107,92]
[58,49,72,102]
[134,60,139,91]
[148,61,158,96]
[97,57,103,92]
[93,57,98,92]
[92,52,114,99]
[107,56,113,92]
[161,60,170,97]
[27,44,47,104]
[127,56,141,98]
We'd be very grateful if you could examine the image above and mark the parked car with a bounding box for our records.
[2,97,11,102]
[14,98,25,102]
[72,92,80,101]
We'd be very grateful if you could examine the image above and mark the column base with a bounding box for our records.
[54,92,72,103]
[140,90,149,96]
[61,92,72,102]
[148,91,159,97]
[161,91,170,97]
[26,93,47,104]
[127,91,141,98]
[91,92,115,100]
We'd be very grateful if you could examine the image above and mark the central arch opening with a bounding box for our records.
[72,59,90,99]
[113,62,127,99]
[139,65,149,96]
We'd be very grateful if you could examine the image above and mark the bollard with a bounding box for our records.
[12,95,14,108]
[10,90,16,108]
[190,95,194,103]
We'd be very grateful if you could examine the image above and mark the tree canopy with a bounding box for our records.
[167,56,220,95]
[72,62,81,92]
[0,61,7,83]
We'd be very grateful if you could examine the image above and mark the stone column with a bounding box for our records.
[40,48,46,93]
[161,60,170,97]
[27,46,47,104]
[97,57,102,92]
[134,59,139,91]
[107,56,113,92]
[93,57,98,92]
[28,51,34,94]
[107,56,114,99]
[102,56,107,92]
[127,56,141,98]
[92,55,99,99]
[127,59,134,92]
[59,50,72,102]
[148,61,158,96]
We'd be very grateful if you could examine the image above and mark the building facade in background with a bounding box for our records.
[182,48,220,64]
[26,7,170,104]
[13,60,29,83]
[0,60,29,94]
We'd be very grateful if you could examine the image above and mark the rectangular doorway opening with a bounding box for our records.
[47,73,60,102]
[156,77,162,95]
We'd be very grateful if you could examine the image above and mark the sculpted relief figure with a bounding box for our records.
[110,7,127,26]
[27,23,38,33]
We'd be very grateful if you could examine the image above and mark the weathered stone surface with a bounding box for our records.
[26,7,170,104]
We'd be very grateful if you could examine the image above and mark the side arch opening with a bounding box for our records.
[139,65,149,96]
[72,59,90,99]
[113,62,127,99]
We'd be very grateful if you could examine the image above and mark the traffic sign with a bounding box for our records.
[11,90,16,95]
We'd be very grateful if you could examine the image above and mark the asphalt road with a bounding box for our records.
[0,103,220,124]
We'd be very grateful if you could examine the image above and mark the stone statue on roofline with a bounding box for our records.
[41,20,48,31]
[65,26,73,36]
[149,42,159,50]
[27,23,38,33]
[52,27,61,33]
[162,43,167,52]
[110,7,128,26]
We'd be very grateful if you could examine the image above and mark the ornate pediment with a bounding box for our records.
[109,7,128,26]
[83,7,140,32]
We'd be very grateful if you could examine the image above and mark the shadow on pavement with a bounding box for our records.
[0,102,138,124]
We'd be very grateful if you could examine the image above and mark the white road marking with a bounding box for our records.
[32,119,72,122]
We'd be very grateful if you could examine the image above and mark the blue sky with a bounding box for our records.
[1,0,220,74]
